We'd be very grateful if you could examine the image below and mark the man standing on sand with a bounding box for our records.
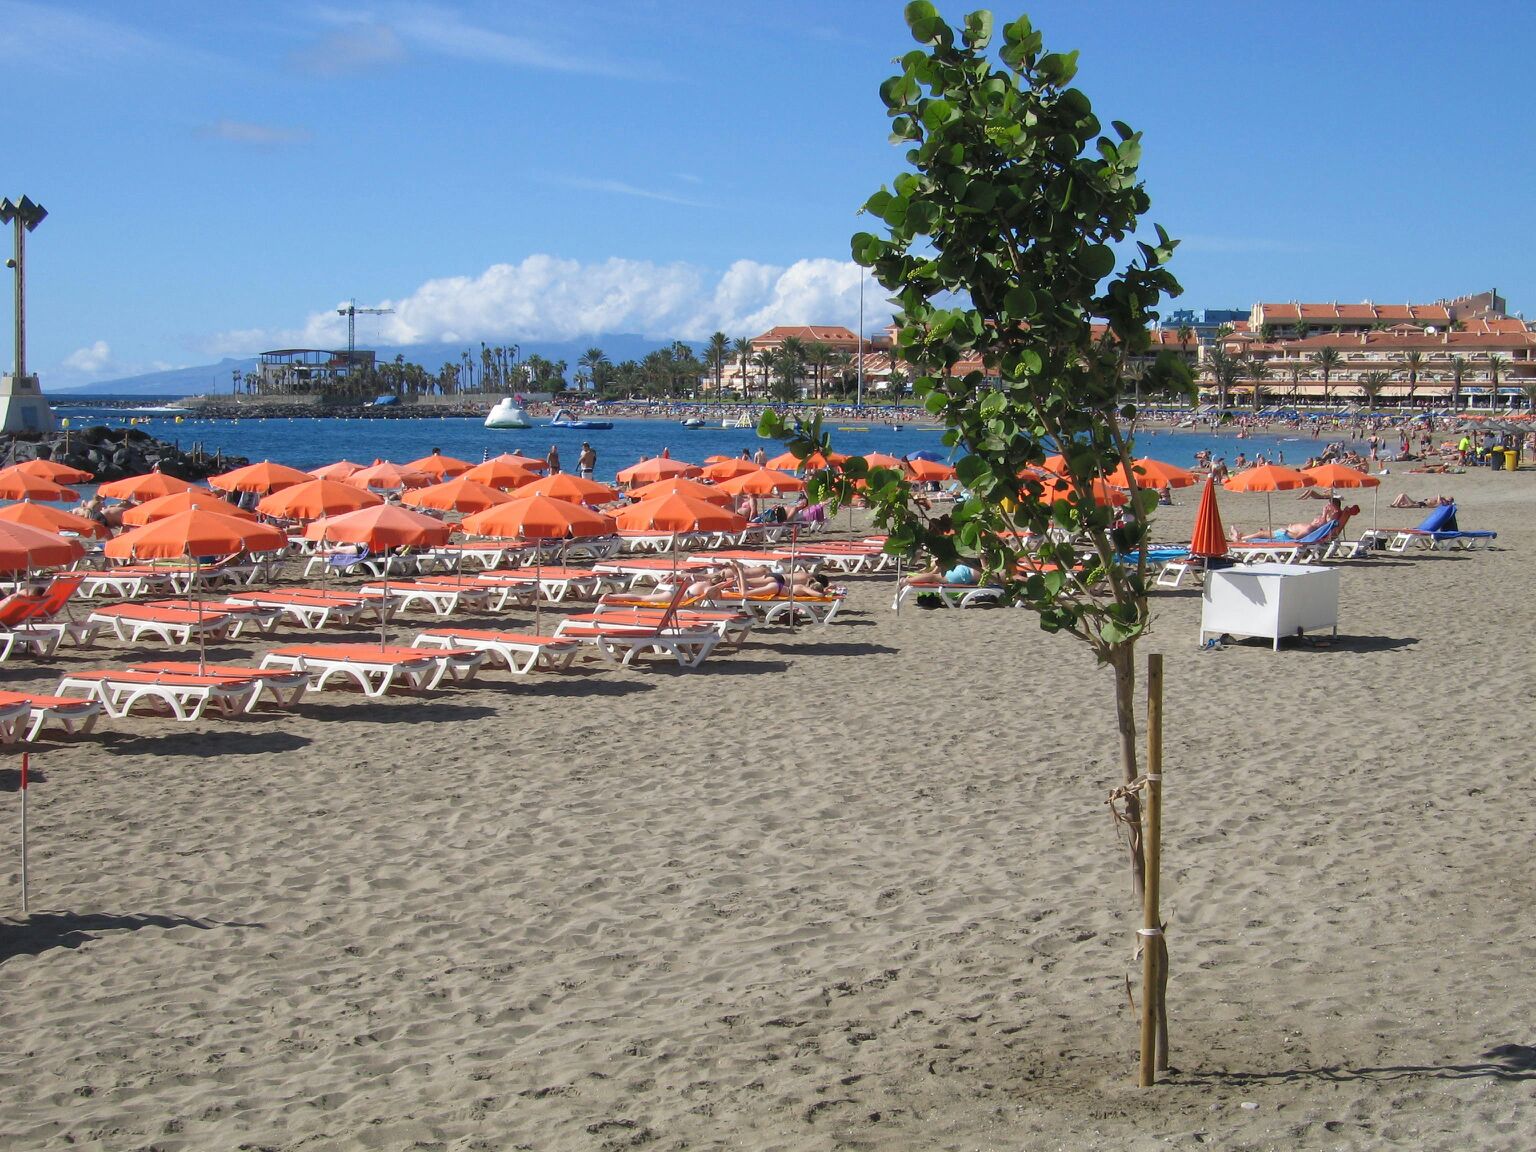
[578,442,596,480]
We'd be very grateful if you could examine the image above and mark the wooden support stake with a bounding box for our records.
[1138,652,1165,1087]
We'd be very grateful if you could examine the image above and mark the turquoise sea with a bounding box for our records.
[52,404,1366,484]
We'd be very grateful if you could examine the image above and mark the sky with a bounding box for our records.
[6,0,1535,389]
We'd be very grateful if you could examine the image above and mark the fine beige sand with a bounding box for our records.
[2,465,1534,1150]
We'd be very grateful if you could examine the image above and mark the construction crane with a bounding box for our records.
[336,298,394,369]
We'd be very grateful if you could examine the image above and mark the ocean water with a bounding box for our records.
[54,406,1368,484]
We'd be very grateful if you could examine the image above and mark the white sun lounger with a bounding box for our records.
[412,629,580,674]
[0,690,104,742]
[259,644,484,696]
[56,670,263,722]
[359,581,493,616]
[553,619,721,669]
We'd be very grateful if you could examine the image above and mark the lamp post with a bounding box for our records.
[1,196,47,382]
[0,196,55,434]
[856,269,865,410]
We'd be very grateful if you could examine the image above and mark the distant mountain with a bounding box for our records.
[55,335,681,397]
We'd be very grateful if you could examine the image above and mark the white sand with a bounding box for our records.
[2,465,1534,1150]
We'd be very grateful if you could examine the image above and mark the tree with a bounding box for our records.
[763,5,1191,1081]
[778,336,806,400]
[1291,320,1311,341]
[1449,356,1471,412]
[1243,355,1270,412]
[578,347,610,394]
[769,348,799,403]
[1204,346,1241,411]
[1358,370,1389,412]
[1402,350,1424,409]
[732,338,755,397]
[804,340,833,401]
[1486,353,1508,409]
[752,349,775,396]
[1312,347,1341,403]
[704,332,730,399]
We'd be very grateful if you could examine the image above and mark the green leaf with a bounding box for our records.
[1080,243,1116,279]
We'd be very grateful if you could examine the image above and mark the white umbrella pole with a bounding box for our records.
[19,751,29,916]
[789,524,799,634]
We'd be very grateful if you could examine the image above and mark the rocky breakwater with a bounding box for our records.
[5,425,249,484]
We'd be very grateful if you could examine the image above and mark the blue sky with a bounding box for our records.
[7,0,1533,388]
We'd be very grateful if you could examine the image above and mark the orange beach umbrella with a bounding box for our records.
[402,477,514,515]
[344,460,433,491]
[1222,463,1312,493]
[257,478,383,521]
[0,501,110,539]
[105,509,285,561]
[0,468,79,503]
[404,451,473,479]
[1107,457,1199,490]
[309,459,364,481]
[97,471,199,502]
[905,458,956,482]
[460,495,615,541]
[615,456,701,486]
[481,452,550,475]
[1300,462,1379,490]
[625,477,734,506]
[0,520,87,573]
[13,458,94,484]
[207,459,312,494]
[121,489,255,526]
[612,492,748,535]
[518,473,618,506]
[460,458,540,490]
[713,468,806,497]
[304,504,451,550]
[698,458,761,481]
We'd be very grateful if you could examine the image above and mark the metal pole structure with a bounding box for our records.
[20,751,30,916]
[856,272,865,410]
[2,197,48,381]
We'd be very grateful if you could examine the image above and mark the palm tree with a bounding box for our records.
[732,338,754,398]
[1313,347,1342,403]
[578,347,609,395]
[1203,346,1241,411]
[778,337,807,401]
[704,332,730,400]
[1449,356,1471,413]
[770,348,800,404]
[804,340,833,401]
[1290,320,1311,341]
[1358,370,1389,413]
[1486,354,1508,410]
[1402,350,1425,410]
[1243,355,1270,412]
[752,350,775,397]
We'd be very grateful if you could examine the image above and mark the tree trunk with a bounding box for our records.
[1110,643,1146,903]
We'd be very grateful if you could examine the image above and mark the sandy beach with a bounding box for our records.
[2,465,1534,1150]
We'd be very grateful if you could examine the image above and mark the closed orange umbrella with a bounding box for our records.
[615,456,701,486]
[405,451,473,479]
[257,478,383,521]
[713,468,806,497]
[121,489,255,526]
[309,459,364,481]
[13,458,94,484]
[699,458,761,481]
[0,501,110,539]
[97,471,199,501]
[344,460,433,491]
[1107,457,1199,490]
[0,521,88,573]
[402,477,514,514]
[625,477,733,506]
[105,509,285,561]
[0,468,79,503]
[518,473,618,506]
[303,504,451,549]
[1189,476,1228,560]
[460,458,540,490]
[208,459,312,494]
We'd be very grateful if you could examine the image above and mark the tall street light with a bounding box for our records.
[0,195,56,434]
[1,196,47,381]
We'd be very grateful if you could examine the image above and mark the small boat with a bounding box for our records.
[549,407,612,430]
[484,398,532,429]
[681,417,705,429]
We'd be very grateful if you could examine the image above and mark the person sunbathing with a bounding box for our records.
[1389,493,1454,509]
[1228,497,1341,542]
[900,557,981,588]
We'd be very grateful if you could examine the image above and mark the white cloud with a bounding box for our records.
[550,175,710,209]
[289,20,405,75]
[62,340,112,374]
[206,254,880,355]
